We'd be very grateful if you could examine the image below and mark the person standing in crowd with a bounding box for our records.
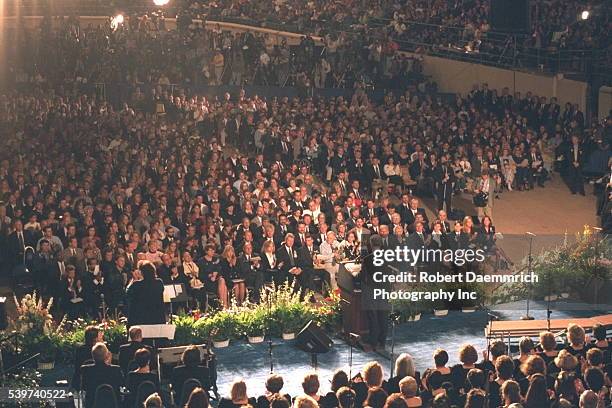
[566,135,586,195]
[126,262,165,327]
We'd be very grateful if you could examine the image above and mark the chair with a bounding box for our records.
[92,384,119,408]
[134,380,157,408]
[179,378,202,407]
[126,360,139,374]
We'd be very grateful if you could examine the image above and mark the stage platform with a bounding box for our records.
[487,314,612,338]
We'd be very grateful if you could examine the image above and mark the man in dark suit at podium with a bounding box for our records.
[361,235,390,351]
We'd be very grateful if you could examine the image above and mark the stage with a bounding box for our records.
[211,300,610,397]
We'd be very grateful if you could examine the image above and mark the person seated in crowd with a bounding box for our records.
[126,348,160,405]
[451,344,479,393]
[185,387,210,408]
[298,373,336,408]
[537,331,560,368]
[144,392,164,408]
[198,244,229,309]
[218,378,257,408]
[513,337,535,381]
[80,342,124,408]
[353,361,387,407]
[565,323,589,359]
[428,349,452,384]
[590,324,611,364]
[500,380,522,407]
[171,345,212,398]
[386,353,420,394]
[257,374,291,408]
[489,355,515,408]
[525,373,551,408]
[118,326,153,375]
[364,387,388,408]
[383,393,408,408]
[336,386,356,408]
[72,325,102,391]
[399,376,422,407]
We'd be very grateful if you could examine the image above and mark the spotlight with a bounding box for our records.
[153,0,170,5]
[580,10,590,20]
[111,14,124,30]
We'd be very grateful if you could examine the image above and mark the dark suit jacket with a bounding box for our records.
[276,245,298,275]
[81,362,124,408]
[72,343,94,390]
[171,364,212,396]
[126,370,159,395]
[118,341,153,375]
[296,245,316,269]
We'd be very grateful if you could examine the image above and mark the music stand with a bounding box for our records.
[164,284,189,321]
[141,324,176,386]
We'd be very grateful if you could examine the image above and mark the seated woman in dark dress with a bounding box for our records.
[218,379,256,408]
[422,349,453,389]
[198,244,229,309]
[450,344,479,393]
[126,348,160,406]
[221,245,246,305]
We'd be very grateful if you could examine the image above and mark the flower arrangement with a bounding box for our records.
[10,282,344,360]
[12,292,53,337]
[312,288,343,330]
[491,226,610,304]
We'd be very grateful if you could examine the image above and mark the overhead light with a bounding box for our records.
[153,0,170,5]
[111,14,124,30]
[580,10,590,20]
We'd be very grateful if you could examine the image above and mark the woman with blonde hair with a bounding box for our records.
[566,323,587,358]
[386,353,419,394]
[221,244,245,304]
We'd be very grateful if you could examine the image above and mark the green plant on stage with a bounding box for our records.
[493,226,610,304]
[172,312,199,345]
[208,309,238,341]
[237,306,267,338]
[98,315,128,353]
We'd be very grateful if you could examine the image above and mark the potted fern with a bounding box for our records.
[278,303,305,340]
[243,309,266,344]
[210,311,236,348]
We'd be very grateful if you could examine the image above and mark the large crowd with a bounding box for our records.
[5,15,428,94]
[0,71,610,321]
[0,4,610,408]
[77,321,611,407]
[156,0,610,72]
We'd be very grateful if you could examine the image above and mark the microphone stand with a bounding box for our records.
[347,333,360,379]
[388,310,400,378]
[267,289,274,374]
[546,267,552,331]
[521,233,535,320]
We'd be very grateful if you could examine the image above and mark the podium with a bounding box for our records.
[337,263,367,335]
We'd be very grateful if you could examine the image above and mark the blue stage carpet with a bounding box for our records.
[213,301,611,398]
